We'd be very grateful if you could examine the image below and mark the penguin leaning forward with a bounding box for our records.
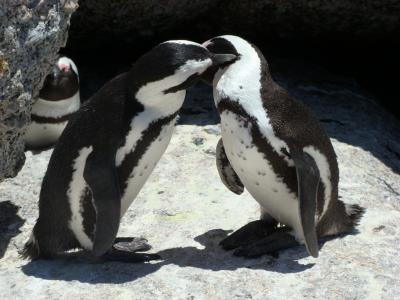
[25,56,80,149]
[22,40,237,263]
[202,35,364,258]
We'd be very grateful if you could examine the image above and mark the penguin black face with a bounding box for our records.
[201,36,241,85]
[39,56,79,101]
[133,40,237,95]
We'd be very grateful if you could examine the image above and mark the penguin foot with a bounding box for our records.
[103,249,161,263]
[220,220,277,251]
[113,237,152,252]
[233,227,299,258]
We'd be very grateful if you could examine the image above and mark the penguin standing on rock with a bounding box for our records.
[25,56,80,149]
[22,40,237,262]
[202,35,364,258]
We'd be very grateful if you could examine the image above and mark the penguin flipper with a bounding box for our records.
[216,138,244,195]
[83,149,121,258]
[286,140,320,258]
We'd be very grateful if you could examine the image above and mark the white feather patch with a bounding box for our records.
[31,92,80,118]
[303,146,332,219]
[221,110,302,237]
[163,40,205,47]
[67,146,94,250]
[116,59,211,166]
[24,121,67,148]
[120,118,177,216]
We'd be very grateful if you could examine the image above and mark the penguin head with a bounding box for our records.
[132,40,237,96]
[201,35,251,84]
[39,56,79,101]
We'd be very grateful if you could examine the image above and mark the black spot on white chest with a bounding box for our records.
[220,110,301,230]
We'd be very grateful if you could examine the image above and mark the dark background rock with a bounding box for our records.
[70,0,400,43]
[0,0,78,182]
[67,0,400,118]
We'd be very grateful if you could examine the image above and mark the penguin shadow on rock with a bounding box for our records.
[21,251,163,284]
[21,229,313,284]
[157,229,315,274]
[0,201,25,259]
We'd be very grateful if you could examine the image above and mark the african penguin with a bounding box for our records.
[25,56,80,149]
[22,40,237,262]
[203,35,364,258]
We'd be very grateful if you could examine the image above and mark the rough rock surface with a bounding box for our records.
[70,0,400,46]
[0,0,78,182]
[0,60,399,299]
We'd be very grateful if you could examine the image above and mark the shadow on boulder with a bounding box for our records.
[158,229,315,273]
[0,201,25,259]
[21,229,315,284]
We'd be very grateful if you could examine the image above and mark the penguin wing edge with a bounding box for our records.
[287,140,320,258]
[216,138,244,195]
[83,148,121,257]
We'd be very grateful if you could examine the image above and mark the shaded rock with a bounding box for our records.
[69,0,400,47]
[215,0,400,40]
[69,0,218,48]
[0,0,78,182]
[0,201,24,259]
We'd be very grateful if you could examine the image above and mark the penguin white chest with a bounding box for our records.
[220,110,301,232]
[25,121,67,147]
[25,94,80,148]
[119,119,177,216]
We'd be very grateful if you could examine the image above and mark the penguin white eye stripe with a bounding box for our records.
[178,59,212,74]
[163,40,205,47]
[202,40,213,48]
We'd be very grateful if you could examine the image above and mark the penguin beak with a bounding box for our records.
[58,63,71,73]
[211,54,238,67]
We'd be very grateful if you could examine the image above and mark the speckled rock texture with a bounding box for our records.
[0,0,78,182]
[70,0,400,44]
[0,58,399,299]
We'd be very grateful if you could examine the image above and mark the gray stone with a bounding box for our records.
[0,0,78,182]
[0,59,399,299]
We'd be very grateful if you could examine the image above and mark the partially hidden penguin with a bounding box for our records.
[202,35,365,258]
[22,40,237,262]
[25,56,80,149]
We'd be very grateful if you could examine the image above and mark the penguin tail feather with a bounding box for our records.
[20,233,41,260]
[345,204,365,228]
